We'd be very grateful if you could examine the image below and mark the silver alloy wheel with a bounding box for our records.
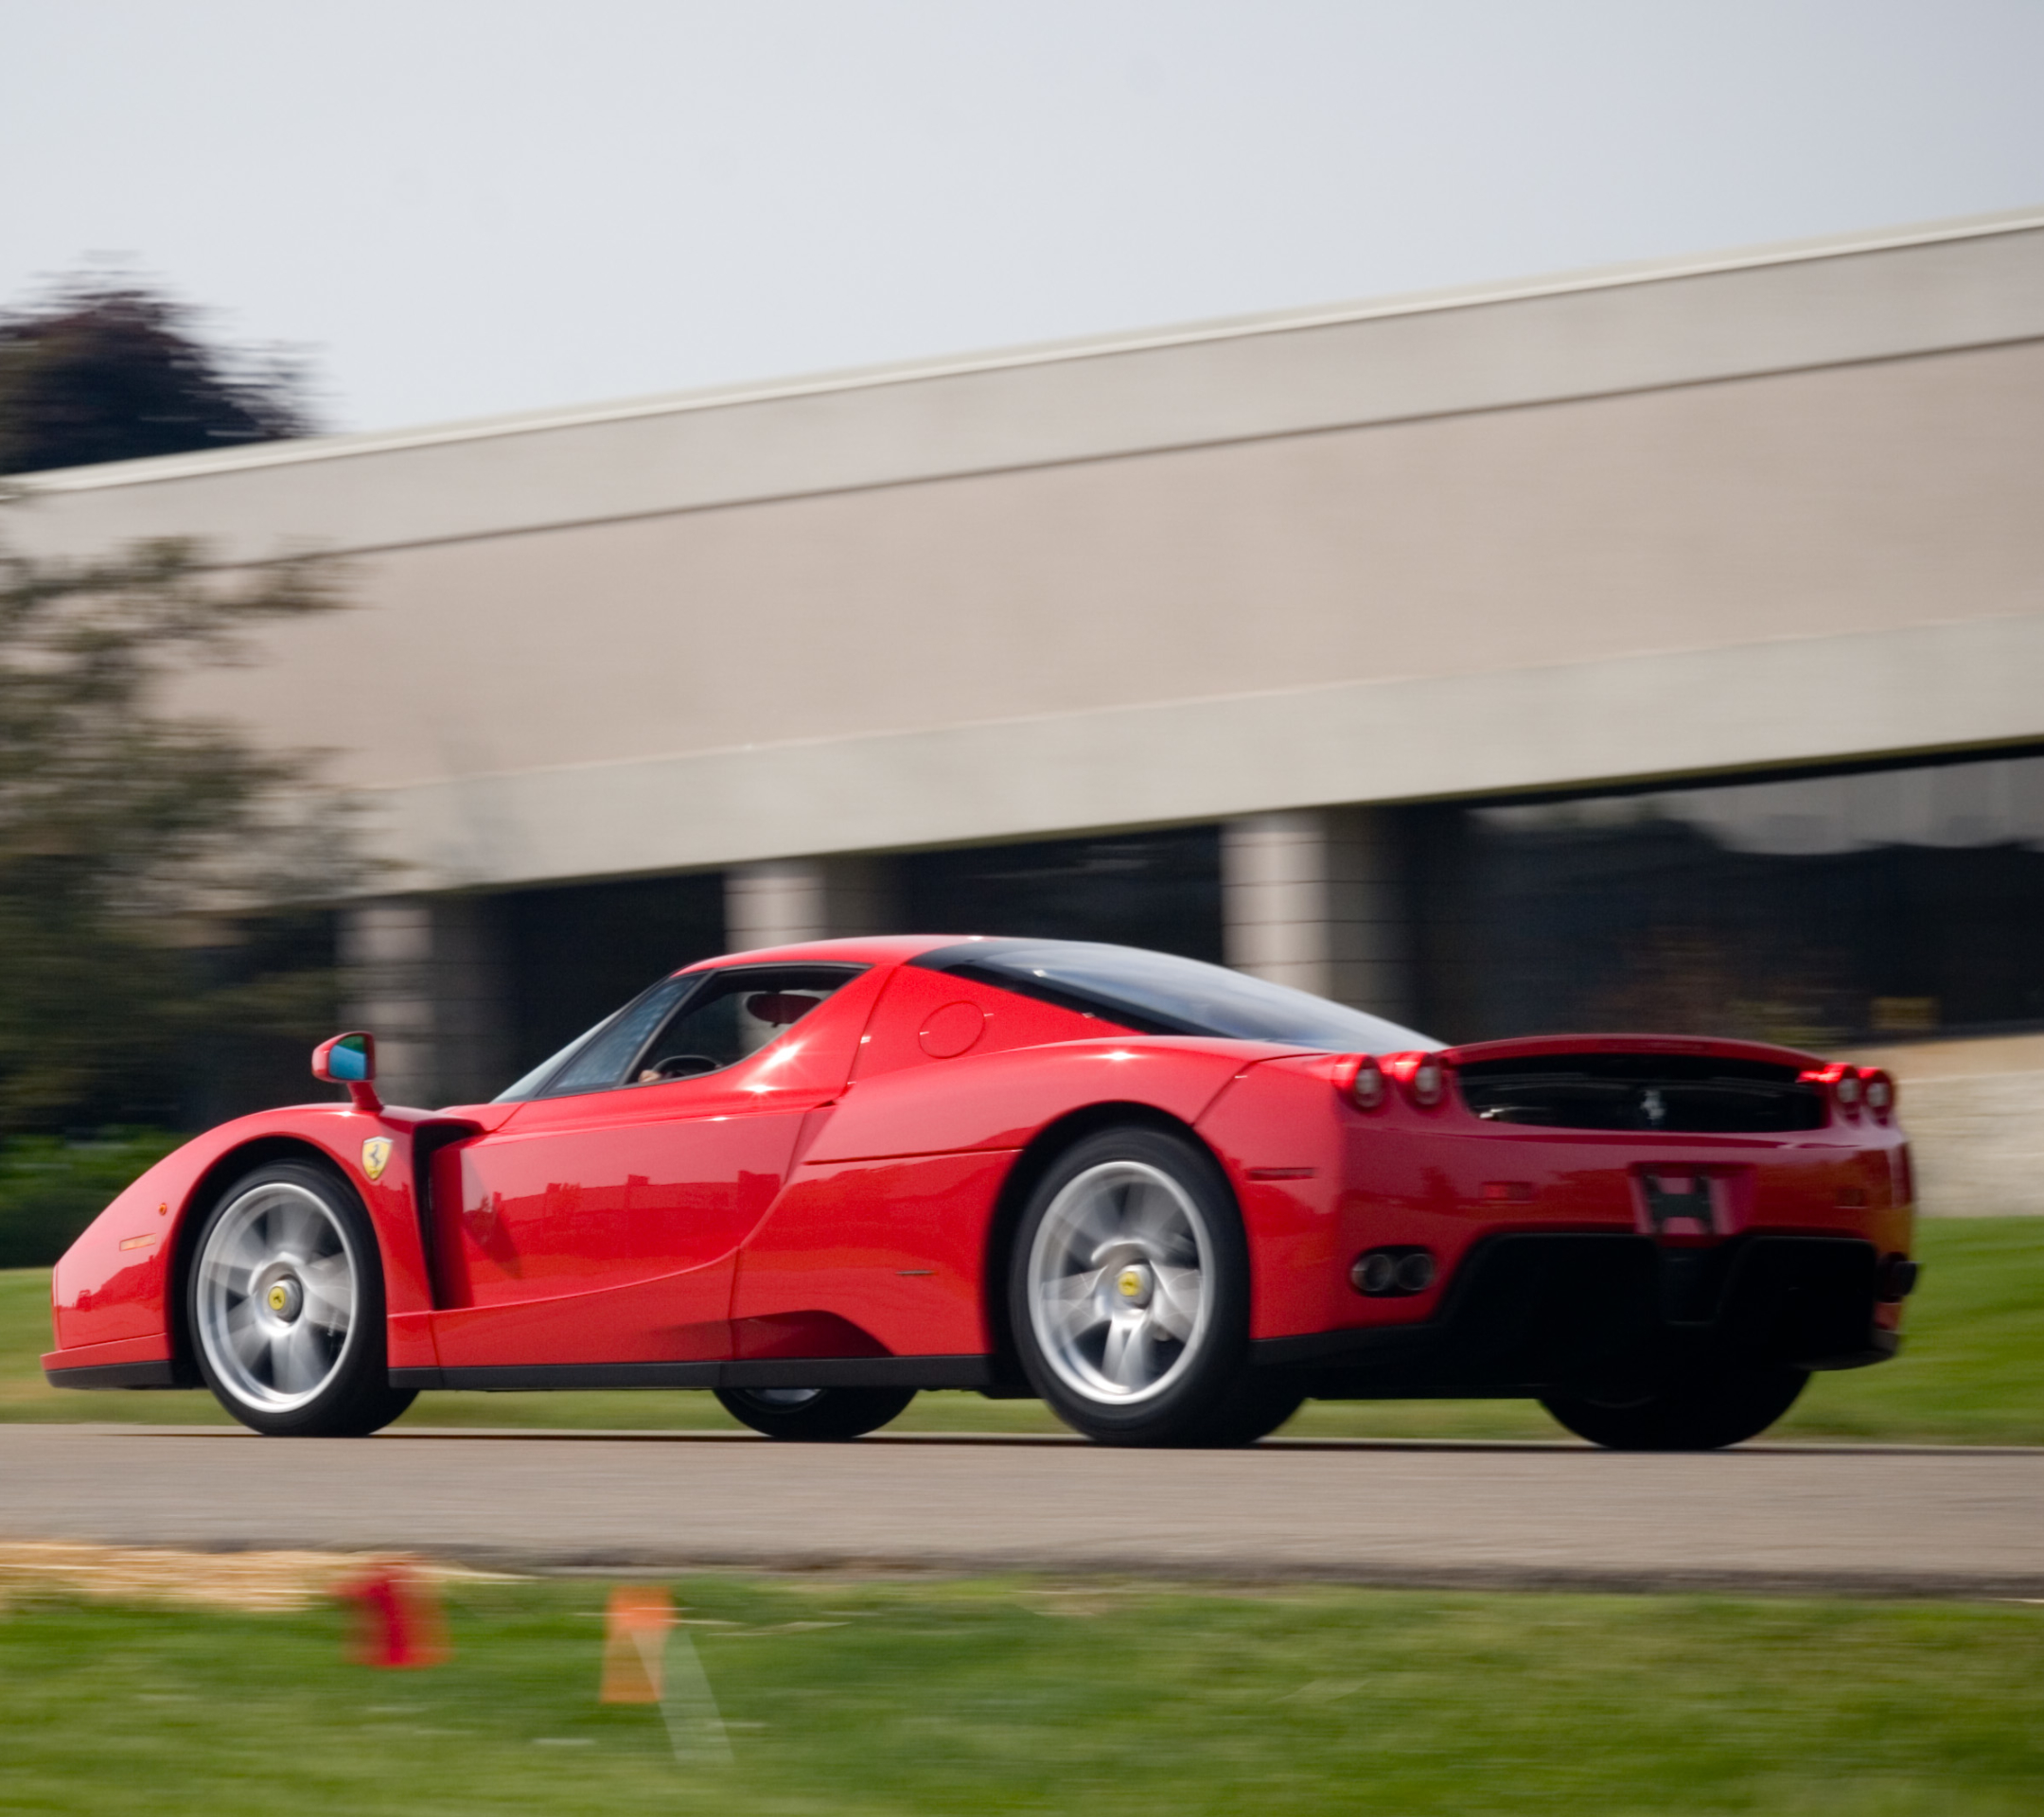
[194,1181,359,1413]
[1027,1159,1213,1405]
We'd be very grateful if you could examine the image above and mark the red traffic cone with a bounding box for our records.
[338,1560,449,1668]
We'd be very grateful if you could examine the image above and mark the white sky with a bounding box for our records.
[3,0,2040,435]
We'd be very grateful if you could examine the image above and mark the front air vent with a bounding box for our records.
[1456,1053,1825,1134]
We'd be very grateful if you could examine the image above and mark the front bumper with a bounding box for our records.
[1253,1233,1893,1398]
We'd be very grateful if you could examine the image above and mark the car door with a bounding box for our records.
[427,962,880,1371]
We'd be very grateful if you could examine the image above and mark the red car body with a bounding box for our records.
[44,934,1913,1408]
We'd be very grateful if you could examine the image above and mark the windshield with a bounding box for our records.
[912,939,1439,1052]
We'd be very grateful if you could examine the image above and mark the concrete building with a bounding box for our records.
[9,206,2044,1209]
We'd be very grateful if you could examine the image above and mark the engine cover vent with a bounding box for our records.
[1455,1053,1825,1134]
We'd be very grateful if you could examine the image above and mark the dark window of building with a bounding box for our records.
[1412,752,2044,1050]
[182,908,341,1128]
[498,873,725,1078]
[897,827,1223,962]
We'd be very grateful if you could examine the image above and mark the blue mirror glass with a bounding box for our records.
[327,1035,370,1082]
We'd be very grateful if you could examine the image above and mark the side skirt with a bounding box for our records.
[392,1355,994,1392]
[44,1361,184,1391]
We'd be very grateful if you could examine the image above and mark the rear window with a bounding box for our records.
[910,939,1436,1052]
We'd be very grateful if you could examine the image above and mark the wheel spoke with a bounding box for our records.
[1100,1316,1150,1389]
[1149,1265,1202,1340]
[299,1256,353,1331]
[1068,1187,1124,1256]
[272,1196,324,1260]
[1039,1271,1108,1346]
[269,1326,305,1393]
[224,1303,268,1368]
[204,1259,256,1299]
[196,1181,359,1413]
[1120,1179,1178,1251]
[1029,1157,1214,1407]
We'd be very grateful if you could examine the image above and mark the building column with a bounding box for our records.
[1222,808,1412,1021]
[724,855,897,950]
[340,895,513,1108]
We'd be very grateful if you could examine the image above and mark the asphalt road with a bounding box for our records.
[5,1425,2040,1597]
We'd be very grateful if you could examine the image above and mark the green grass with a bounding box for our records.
[2,1574,2041,1814]
[0,1131,183,1271]
[6,1217,2040,1442]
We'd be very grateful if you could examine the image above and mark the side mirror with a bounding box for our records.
[312,1032,382,1113]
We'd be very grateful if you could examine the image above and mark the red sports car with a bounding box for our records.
[44,936,1916,1447]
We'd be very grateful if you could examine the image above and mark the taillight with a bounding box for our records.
[1344,1055,1387,1113]
[1384,1051,1448,1109]
[1802,1063,1864,1120]
[1411,1057,1445,1107]
[1861,1069,1896,1120]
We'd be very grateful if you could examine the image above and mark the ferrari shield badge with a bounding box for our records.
[361,1138,394,1184]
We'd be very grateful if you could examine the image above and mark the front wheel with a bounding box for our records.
[714,1385,917,1440]
[187,1161,415,1437]
[1542,1364,1808,1451]
[1010,1125,1283,1447]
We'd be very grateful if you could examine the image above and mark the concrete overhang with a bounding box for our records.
[8,204,2044,563]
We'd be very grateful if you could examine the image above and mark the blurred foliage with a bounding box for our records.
[0,277,311,476]
[0,1130,181,1271]
[0,536,360,1132]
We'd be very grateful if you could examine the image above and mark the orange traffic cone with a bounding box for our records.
[338,1560,449,1668]
[600,1584,673,1702]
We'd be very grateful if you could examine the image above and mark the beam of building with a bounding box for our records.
[5,208,2039,895]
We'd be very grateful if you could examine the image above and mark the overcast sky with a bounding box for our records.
[4,1,2040,435]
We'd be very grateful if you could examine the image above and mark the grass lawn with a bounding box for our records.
[3,1572,2042,1815]
[4,1217,2038,1442]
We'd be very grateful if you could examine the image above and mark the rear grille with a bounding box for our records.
[1456,1053,1824,1134]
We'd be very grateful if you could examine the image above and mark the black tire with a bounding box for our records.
[714,1385,917,1440]
[1541,1364,1808,1451]
[1008,1124,1262,1447]
[185,1160,415,1438]
[1178,1371,1307,1447]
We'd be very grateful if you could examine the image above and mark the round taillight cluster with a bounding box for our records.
[1408,1056,1446,1108]
[1348,1055,1386,1112]
[1341,1052,1452,1112]
[1801,1064,1898,1122]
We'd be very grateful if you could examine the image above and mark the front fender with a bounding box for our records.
[41,1101,513,1375]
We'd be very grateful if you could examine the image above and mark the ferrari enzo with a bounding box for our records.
[44,936,1917,1447]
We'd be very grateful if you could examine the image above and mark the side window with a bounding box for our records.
[529,976,698,1100]
[633,966,863,1084]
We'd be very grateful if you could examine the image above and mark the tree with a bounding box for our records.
[0,278,312,476]
[0,537,358,1132]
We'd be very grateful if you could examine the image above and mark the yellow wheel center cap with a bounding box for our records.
[1117,1268,1145,1299]
[267,1283,290,1313]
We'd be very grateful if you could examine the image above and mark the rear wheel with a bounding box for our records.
[187,1161,415,1438]
[714,1385,916,1440]
[1542,1364,1808,1451]
[1010,1126,1287,1447]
